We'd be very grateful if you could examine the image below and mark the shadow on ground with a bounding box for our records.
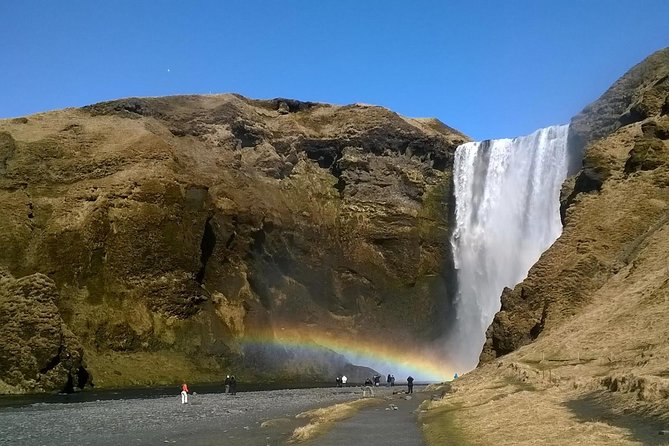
[565,392,668,446]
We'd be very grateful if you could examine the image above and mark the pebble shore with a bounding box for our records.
[0,387,371,445]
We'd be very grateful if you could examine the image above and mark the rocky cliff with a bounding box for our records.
[420,47,669,446]
[0,95,467,393]
[481,47,669,361]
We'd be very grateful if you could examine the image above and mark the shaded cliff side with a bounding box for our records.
[0,95,467,393]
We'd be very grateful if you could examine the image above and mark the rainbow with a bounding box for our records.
[239,326,455,382]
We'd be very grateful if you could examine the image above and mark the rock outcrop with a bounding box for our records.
[424,48,669,446]
[0,95,467,391]
[482,47,669,362]
[0,270,88,393]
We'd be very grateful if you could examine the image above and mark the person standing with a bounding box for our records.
[341,375,347,386]
[229,375,237,395]
[406,376,414,394]
[224,375,231,394]
[181,382,189,404]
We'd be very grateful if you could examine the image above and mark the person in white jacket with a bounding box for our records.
[181,383,189,404]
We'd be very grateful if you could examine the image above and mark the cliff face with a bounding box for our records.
[0,95,467,392]
[0,270,88,393]
[481,47,669,362]
[422,48,669,446]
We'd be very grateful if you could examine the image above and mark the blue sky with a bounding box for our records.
[1,1,668,140]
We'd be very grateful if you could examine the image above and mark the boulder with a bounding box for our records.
[0,271,88,393]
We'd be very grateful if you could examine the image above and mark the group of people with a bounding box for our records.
[181,370,431,404]
[335,375,348,387]
[179,375,237,404]
[361,373,411,393]
[363,374,387,386]
[224,375,237,395]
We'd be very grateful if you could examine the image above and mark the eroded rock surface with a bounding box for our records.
[482,47,669,363]
[0,270,87,393]
[425,48,669,446]
[0,95,467,391]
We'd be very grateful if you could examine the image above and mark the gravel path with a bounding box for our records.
[304,390,429,446]
[0,387,366,446]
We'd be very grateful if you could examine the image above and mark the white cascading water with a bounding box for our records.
[447,124,570,372]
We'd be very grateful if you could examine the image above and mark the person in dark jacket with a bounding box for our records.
[407,376,414,394]
[229,375,237,395]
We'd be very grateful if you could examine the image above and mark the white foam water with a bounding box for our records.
[447,125,570,372]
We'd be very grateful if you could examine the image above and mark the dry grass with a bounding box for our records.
[420,367,653,446]
[420,402,470,446]
[289,397,381,443]
[420,123,669,444]
[83,350,225,388]
[420,220,669,445]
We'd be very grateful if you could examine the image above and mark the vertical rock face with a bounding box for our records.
[0,270,87,393]
[569,48,669,153]
[481,47,669,362]
[565,48,669,202]
[0,96,467,391]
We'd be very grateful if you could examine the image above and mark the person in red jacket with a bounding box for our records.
[181,383,189,404]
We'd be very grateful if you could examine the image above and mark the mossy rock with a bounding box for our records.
[624,137,668,174]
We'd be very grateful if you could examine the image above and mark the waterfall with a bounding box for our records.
[447,125,570,372]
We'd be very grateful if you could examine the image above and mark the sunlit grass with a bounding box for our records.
[289,397,381,443]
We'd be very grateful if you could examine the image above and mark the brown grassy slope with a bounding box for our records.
[422,207,669,445]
